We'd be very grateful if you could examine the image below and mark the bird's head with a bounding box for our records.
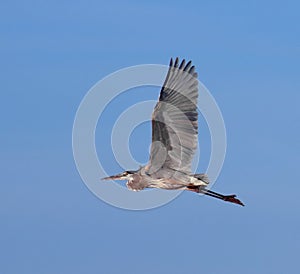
[101,170,135,181]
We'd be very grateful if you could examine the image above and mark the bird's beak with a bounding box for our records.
[101,173,127,181]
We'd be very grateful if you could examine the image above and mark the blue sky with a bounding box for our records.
[1,0,299,273]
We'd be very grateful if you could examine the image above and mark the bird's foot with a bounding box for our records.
[223,195,245,206]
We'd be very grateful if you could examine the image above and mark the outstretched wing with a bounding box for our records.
[147,57,198,175]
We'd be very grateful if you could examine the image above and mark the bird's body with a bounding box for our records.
[102,58,244,206]
[125,167,208,192]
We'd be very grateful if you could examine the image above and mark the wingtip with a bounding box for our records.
[179,59,186,69]
[169,57,196,75]
[184,60,192,71]
[189,65,195,74]
[174,57,179,67]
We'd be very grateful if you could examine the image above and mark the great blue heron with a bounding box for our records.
[102,58,244,206]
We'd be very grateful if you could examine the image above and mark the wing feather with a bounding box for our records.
[147,58,199,175]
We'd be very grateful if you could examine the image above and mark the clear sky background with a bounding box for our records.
[1,1,299,273]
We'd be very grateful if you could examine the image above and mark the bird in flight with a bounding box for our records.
[102,58,244,206]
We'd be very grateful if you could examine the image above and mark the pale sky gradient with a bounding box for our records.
[1,1,299,273]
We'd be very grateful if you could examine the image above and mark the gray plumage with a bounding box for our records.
[147,57,198,175]
[102,58,244,206]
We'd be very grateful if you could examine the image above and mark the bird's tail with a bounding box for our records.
[188,174,244,206]
[193,173,210,184]
[186,184,244,206]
